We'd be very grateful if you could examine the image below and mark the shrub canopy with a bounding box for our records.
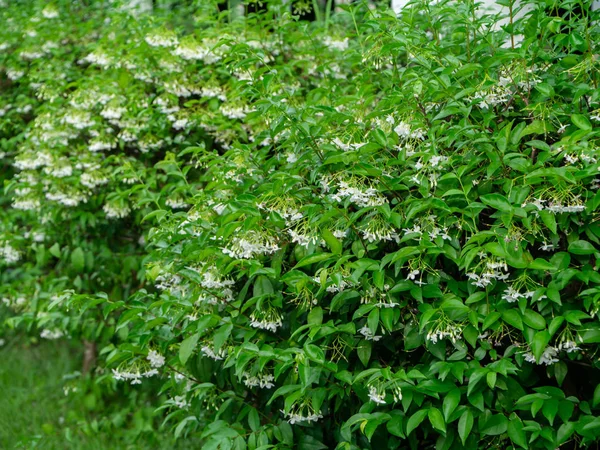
[2,0,600,448]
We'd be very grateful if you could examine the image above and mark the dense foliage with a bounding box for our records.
[2,0,600,448]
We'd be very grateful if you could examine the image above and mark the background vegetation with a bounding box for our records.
[1,0,600,448]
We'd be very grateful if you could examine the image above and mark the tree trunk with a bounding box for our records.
[82,340,97,375]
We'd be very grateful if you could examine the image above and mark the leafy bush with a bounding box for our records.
[3,0,600,448]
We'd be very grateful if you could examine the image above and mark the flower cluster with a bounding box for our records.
[242,372,275,389]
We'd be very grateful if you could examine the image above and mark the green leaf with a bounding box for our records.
[321,229,342,255]
[381,308,395,332]
[568,240,596,255]
[468,369,486,396]
[307,307,323,326]
[49,243,61,258]
[557,422,576,445]
[294,252,334,269]
[534,83,554,98]
[578,326,600,344]
[305,344,325,363]
[213,323,233,351]
[443,389,461,422]
[141,209,168,223]
[367,308,379,335]
[483,312,501,330]
[542,398,559,425]
[572,114,592,131]
[71,247,85,272]
[253,275,274,296]
[268,385,301,405]
[248,408,260,431]
[406,409,428,436]
[386,416,405,438]
[480,414,508,436]
[179,333,200,365]
[528,258,556,271]
[538,210,557,234]
[174,416,197,438]
[507,415,527,449]
[564,311,588,326]
[458,410,474,445]
[363,420,381,442]
[502,310,524,330]
[357,340,372,367]
[428,407,446,434]
[523,309,546,330]
[531,331,551,363]
[440,298,470,320]
[554,361,568,386]
[549,316,565,336]
[593,384,600,408]
[486,372,497,389]
[480,194,512,212]
[526,139,551,151]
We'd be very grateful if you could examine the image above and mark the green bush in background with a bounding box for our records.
[2,0,600,448]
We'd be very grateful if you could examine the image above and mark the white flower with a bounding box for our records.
[332,138,365,152]
[112,368,156,385]
[402,225,422,238]
[250,309,283,332]
[331,181,387,208]
[103,202,131,219]
[145,32,178,48]
[0,243,21,264]
[333,229,348,239]
[524,346,559,365]
[42,6,59,18]
[220,105,250,119]
[172,395,189,408]
[368,386,386,404]
[62,110,94,129]
[7,69,25,80]
[201,345,227,361]
[394,122,411,138]
[558,340,580,353]
[281,409,323,425]
[222,232,279,259]
[394,121,425,140]
[172,117,189,130]
[40,329,64,340]
[89,139,116,152]
[243,373,275,389]
[147,350,165,368]
[406,270,420,281]
[101,106,126,120]
[166,198,189,209]
[359,325,382,341]
[323,36,349,51]
[502,286,523,303]
[564,154,579,165]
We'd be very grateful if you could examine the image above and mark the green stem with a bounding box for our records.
[312,0,322,23]
[325,0,333,31]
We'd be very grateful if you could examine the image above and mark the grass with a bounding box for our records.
[0,336,200,450]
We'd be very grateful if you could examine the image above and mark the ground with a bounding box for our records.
[0,337,199,450]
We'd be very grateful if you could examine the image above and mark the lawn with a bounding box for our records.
[0,338,199,450]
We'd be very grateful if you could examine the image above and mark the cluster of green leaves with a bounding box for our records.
[0,0,213,443]
[2,0,600,448]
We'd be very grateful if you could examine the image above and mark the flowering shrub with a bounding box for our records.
[3,0,600,448]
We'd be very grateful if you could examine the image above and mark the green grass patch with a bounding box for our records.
[0,338,198,449]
